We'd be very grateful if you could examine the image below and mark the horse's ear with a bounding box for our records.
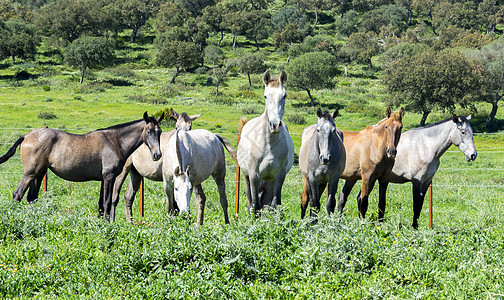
[190,113,203,121]
[466,114,472,121]
[279,70,287,85]
[316,107,323,118]
[143,111,149,123]
[385,107,391,118]
[332,109,339,119]
[452,115,458,123]
[399,107,405,118]
[186,165,192,176]
[170,108,179,120]
[156,112,165,124]
[263,70,271,85]
[174,166,181,176]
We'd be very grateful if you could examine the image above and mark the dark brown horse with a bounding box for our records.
[337,107,404,220]
[0,112,164,220]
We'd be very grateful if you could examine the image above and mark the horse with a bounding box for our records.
[300,108,346,220]
[380,115,477,228]
[336,107,405,220]
[237,70,295,215]
[0,112,164,221]
[163,128,238,225]
[111,108,202,223]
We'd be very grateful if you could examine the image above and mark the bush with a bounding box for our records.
[236,90,258,99]
[42,85,51,91]
[38,111,57,119]
[74,81,112,93]
[285,114,306,125]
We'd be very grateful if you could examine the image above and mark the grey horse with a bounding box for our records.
[380,115,477,228]
[237,70,295,215]
[300,108,346,220]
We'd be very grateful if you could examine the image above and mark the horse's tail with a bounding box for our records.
[216,134,238,163]
[237,117,248,141]
[0,136,24,164]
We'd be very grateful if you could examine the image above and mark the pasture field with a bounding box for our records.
[1,58,504,298]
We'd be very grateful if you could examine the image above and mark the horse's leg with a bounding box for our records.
[301,177,310,219]
[111,158,132,223]
[244,174,253,215]
[102,174,116,222]
[193,184,207,225]
[123,169,142,224]
[163,180,176,215]
[12,174,38,202]
[308,177,321,219]
[98,181,105,218]
[337,180,357,214]
[213,173,230,224]
[326,178,340,216]
[27,173,45,203]
[271,171,288,209]
[358,176,377,219]
[412,179,429,229]
[249,175,261,217]
[378,180,389,222]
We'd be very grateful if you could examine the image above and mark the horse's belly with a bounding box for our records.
[133,155,163,181]
[50,164,102,182]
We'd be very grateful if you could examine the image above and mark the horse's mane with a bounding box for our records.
[319,110,334,120]
[96,119,144,131]
[410,116,466,131]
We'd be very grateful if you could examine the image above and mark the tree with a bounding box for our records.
[155,35,201,83]
[117,0,160,43]
[0,19,40,64]
[286,51,338,104]
[383,49,483,126]
[236,52,265,87]
[241,10,271,51]
[346,31,381,70]
[64,36,114,84]
[465,38,504,129]
[204,45,225,68]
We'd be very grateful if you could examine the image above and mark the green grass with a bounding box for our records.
[0,40,504,298]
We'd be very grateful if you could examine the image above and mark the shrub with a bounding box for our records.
[242,107,259,115]
[74,81,112,93]
[38,111,57,119]
[42,85,51,91]
[236,90,257,99]
[285,114,306,125]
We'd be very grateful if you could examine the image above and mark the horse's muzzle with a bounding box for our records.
[152,152,162,161]
[386,148,397,158]
[319,154,331,165]
[466,152,477,162]
[269,121,281,133]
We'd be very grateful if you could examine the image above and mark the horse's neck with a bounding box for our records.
[416,122,455,158]
[259,112,284,141]
[115,121,145,156]
[370,123,389,157]
[177,131,194,169]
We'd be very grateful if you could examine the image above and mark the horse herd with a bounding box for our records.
[0,71,478,228]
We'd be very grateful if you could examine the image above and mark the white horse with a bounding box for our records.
[237,70,295,215]
[111,109,202,223]
[163,128,237,225]
[380,115,477,228]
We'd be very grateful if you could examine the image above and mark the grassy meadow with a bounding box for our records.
[1,36,504,299]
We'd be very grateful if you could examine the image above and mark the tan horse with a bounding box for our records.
[237,70,295,215]
[0,112,164,220]
[111,108,202,223]
[337,107,404,220]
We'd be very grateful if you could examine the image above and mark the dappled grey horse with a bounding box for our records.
[300,108,346,220]
[0,112,163,221]
[111,108,202,223]
[380,115,477,228]
[163,128,238,225]
[237,70,295,215]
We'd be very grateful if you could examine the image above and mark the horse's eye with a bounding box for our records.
[385,125,389,129]
[147,129,151,134]
[264,95,267,99]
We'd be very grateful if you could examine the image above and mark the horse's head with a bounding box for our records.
[173,164,193,215]
[142,112,163,161]
[263,70,287,133]
[171,108,202,131]
[383,107,404,158]
[451,115,477,162]
[316,108,338,165]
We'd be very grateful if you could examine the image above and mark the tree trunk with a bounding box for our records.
[247,73,252,88]
[12,56,15,64]
[420,111,430,126]
[313,9,318,28]
[369,58,373,71]
[171,67,180,84]
[255,38,260,51]
[80,68,86,84]
[306,89,314,105]
[344,65,348,77]
[130,28,138,43]
[216,84,220,96]
[233,35,237,51]
[218,31,224,47]
[485,98,500,129]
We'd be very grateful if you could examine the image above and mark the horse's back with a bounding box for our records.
[131,131,175,181]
